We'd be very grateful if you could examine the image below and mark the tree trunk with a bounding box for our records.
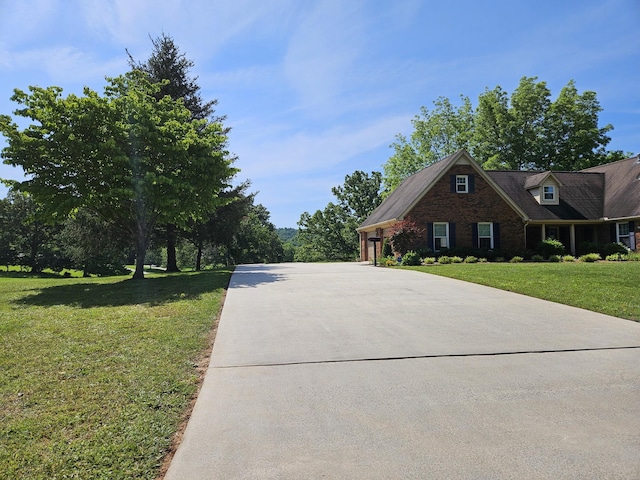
[132,231,147,280]
[195,242,203,271]
[165,223,180,272]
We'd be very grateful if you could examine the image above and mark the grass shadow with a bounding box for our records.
[13,269,233,308]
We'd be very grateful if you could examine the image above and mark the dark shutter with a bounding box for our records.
[449,222,456,248]
[610,223,617,242]
[450,175,456,193]
[472,223,478,248]
[629,221,636,233]
[427,222,434,251]
[493,223,500,249]
[468,174,475,193]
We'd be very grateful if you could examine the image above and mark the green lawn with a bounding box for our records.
[0,268,232,479]
[402,261,640,321]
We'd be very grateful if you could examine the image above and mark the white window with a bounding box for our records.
[617,222,631,248]
[456,175,468,193]
[433,222,449,250]
[478,222,493,249]
[543,185,555,201]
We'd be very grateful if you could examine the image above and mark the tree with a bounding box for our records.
[474,77,615,171]
[57,208,130,276]
[331,170,383,222]
[129,33,227,272]
[187,181,254,269]
[0,190,61,272]
[297,170,383,262]
[229,203,283,264]
[383,96,474,194]
[387,219,424,255]
[0,71,237,279]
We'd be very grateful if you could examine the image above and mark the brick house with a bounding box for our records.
[357,150,640,261]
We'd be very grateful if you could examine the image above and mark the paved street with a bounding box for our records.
[165,263,640,479]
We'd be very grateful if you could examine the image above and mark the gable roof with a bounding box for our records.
[523,171,563,190]
[488,171,604,221]
[358,150,526,231]
[359,153,640,232]
[581,155,640,220]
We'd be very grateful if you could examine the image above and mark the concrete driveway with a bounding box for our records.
[165,263,640,479]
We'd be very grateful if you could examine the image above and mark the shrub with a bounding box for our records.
[605,253,625,261]
[464,256,478,263]
[627,252,640,261]
[383,256,397,266]
[401,251,422,266]
[388,219,425,255]
[423,257,436,264]
[438,255,451,264]
[478,257,488,263]
[495,257,506,263]
[509,256,524,263]
[451,256,463,263]
[579,253,601,262]
[382,239,393,257]
[537,238,565,258]
[548,255,561,263]
[602,242,629,257]
[415,247,433,258]
[531,254,544,262]
[577,241,599,256]
[562,255,576,262]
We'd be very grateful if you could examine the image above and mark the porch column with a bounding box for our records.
[541,224,546,241]
[569,224,576,256]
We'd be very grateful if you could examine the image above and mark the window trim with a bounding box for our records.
[477,222,493,250]
[456,175,468,193]
[617,222,631,247]
[542,184,556,202]
[433,222,449,250]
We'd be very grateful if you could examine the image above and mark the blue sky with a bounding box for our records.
[1,0,639,228]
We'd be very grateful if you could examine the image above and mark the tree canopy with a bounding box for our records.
[0,71,238,279]
[382,77,625,194]
[297,170,382,261]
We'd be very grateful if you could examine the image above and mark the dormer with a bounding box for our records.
[524,172,562,206]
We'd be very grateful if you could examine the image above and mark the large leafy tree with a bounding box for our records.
[0,190,61,272]
[297,170,382,261]
[129,33,228,272]
[383,77,619,193]
[383,96,474,194]
[0,71,237,279]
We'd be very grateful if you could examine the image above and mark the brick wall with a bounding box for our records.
[405,165,525,251]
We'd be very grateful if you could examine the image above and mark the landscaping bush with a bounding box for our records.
[401,251,422,266]
[383,256,397,266]
[602,242,629,257]
[415,247,433,258]
[548,255,561,262]
[509,256,524,263]
[438,255,451,264]
[423,257,436,264]
[451,256,463,263]
[577,241,599,256]
[627,252,640,261]
[606,253,626,261]
[531,254,544,262]
[382,239,393,258]
[537,238,565,258]
[562,255,576,262]
[478,257,488,263]
[464,256,478,263]
[579,253,601,262]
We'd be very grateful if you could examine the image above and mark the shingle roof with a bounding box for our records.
[581,155,640,219]
[358,150,462,229]
[359,153,640,231]
[488,171,604,221]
